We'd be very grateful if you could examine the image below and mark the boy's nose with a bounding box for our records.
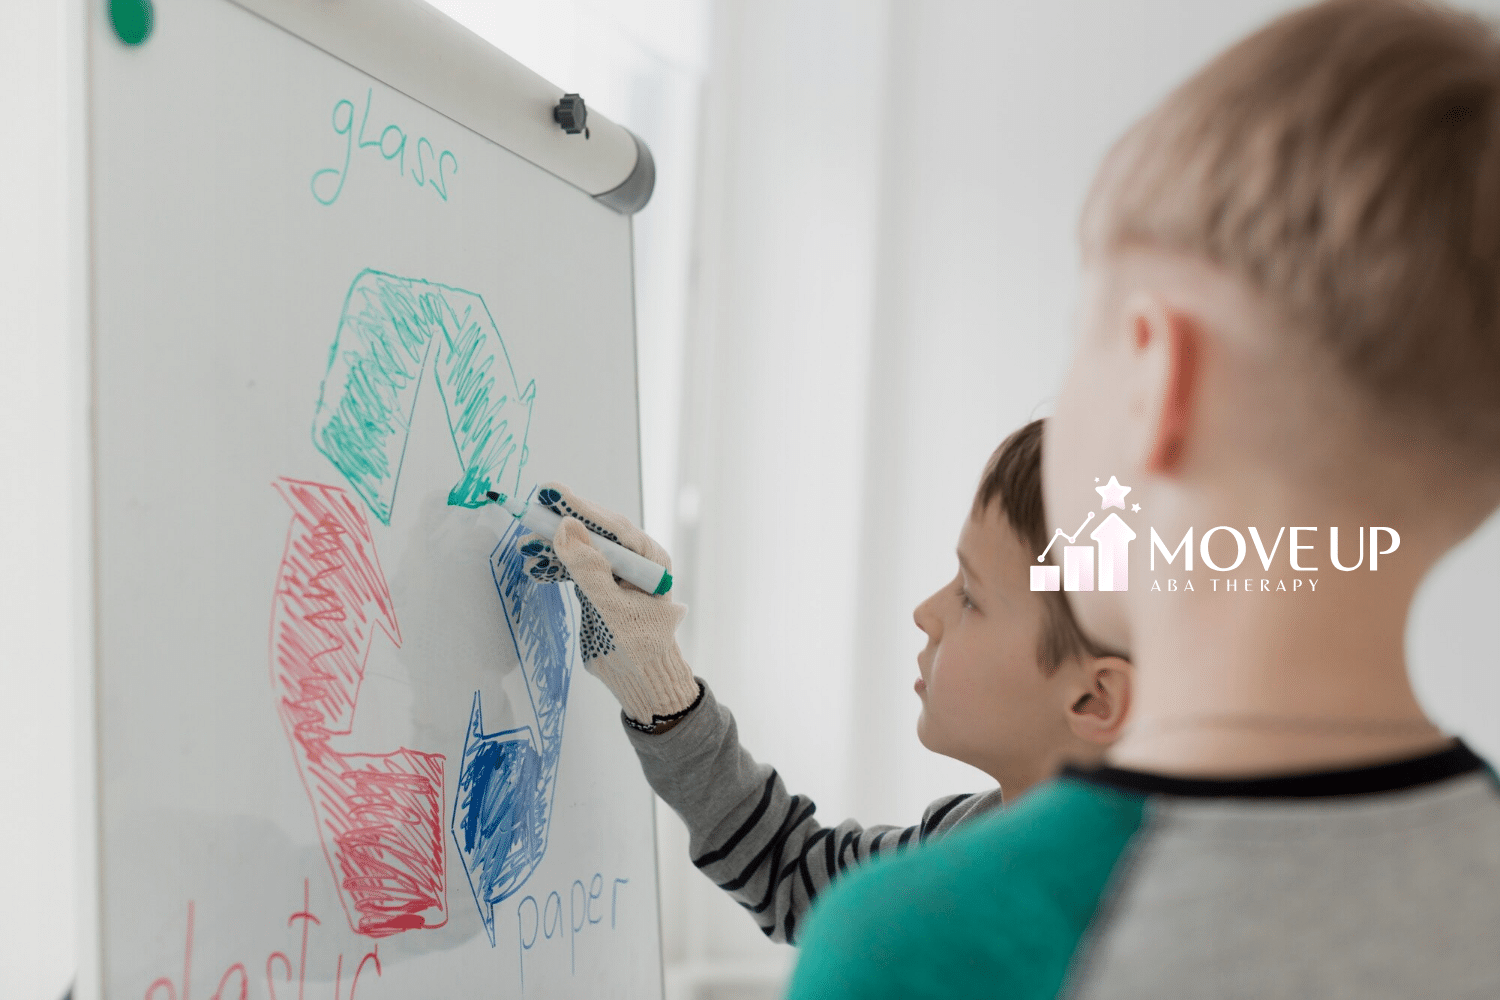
[913,593,940,635]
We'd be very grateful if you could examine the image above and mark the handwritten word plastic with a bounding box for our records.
[142,881,381,1000]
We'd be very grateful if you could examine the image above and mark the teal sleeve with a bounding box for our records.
[785,779,1147,1000]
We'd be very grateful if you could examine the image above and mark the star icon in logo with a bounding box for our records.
[1131,503,1142,513]
[1096,475,1132,510]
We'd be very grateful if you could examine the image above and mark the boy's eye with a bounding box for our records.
[959,587,977,611]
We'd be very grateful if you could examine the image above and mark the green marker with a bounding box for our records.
[110,0,153,46]
[483,491,673,596]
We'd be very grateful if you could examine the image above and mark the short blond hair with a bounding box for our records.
[1086,0,1500,466]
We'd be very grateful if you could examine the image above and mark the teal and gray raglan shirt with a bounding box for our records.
[787,740,1500,998]
[624,680,1005,944]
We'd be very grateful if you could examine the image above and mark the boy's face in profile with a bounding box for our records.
[912,501,1079,787]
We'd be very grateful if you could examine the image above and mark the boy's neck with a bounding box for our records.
[987,742,1104,801]
[1106,520,1449,778]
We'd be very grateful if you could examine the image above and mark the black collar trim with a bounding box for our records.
[1061,740,1487,798]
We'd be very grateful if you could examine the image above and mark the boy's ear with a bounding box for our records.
[1065,656,1133,745]
[1128,294,1201,475]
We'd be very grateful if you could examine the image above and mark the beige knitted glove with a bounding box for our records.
[519,484,701,729]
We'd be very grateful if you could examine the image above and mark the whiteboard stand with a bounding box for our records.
[80,1,664,996]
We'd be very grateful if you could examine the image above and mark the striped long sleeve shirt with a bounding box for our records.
[624,680,1004,944]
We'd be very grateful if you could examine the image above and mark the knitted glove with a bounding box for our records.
[519,484,701,730]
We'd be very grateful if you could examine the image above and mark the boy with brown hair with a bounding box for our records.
[788,0,1500,996]
[518,419,1131,944]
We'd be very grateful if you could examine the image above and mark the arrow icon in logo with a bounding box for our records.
[1091,512,1137,591]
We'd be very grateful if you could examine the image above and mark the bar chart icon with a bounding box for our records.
[1033,512,1093,591]
[1030,564,1060,591]
[1064,545,1094,591]
[1031,494,1138,593]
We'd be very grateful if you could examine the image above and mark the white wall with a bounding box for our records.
[1,2,83,997]
[664,2,895,991]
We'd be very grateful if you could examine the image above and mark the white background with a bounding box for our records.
[6,2,1500,998]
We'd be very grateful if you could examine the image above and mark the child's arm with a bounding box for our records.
[626,677,1002,943]
[519,484,1003,943]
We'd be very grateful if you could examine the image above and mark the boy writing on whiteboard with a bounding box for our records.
[519,418,1133,943]
[785,1,1500,996]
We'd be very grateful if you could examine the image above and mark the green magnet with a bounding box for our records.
[109,0,153,45]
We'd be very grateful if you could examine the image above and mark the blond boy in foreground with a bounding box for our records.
[788,1,1500,996]
[518,420,1130,944]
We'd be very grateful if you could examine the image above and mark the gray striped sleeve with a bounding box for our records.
[624,680,1003,944]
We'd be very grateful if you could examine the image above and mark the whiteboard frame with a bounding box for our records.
[75,1,664,997]
[74,0,102,995]
[229,0,656,213]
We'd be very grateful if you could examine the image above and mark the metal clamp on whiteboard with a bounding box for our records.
[554,93,588,137]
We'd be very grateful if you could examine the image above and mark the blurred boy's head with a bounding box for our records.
[914,420,1131,796]
[1048,0,1500,651]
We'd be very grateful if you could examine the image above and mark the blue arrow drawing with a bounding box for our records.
[452,514,577,945]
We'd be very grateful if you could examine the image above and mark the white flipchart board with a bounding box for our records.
[83,1,664,996]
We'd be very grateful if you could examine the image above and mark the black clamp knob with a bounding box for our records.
[553,93,588,136]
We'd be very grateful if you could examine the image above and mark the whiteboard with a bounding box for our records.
[85,1,663,996]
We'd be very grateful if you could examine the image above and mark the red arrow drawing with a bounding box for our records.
[269,477,447,938]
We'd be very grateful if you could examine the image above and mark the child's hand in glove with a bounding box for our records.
[519,484,701,731]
